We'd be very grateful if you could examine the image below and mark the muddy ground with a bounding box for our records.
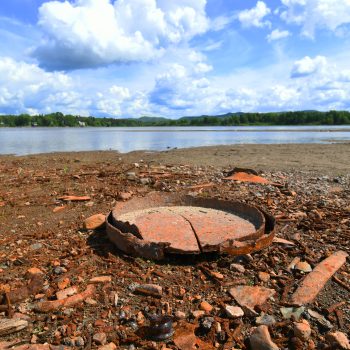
[0,143,349,349]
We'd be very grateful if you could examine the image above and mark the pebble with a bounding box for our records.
[98,343,117,350]
[54,266,66,275]
[295,261,312,273]
[30,243,43,251]
[200,301,213,313]
[256,314,276,326]
[230,264,245,273]
[89,276,112,284]
[192,310,205,318]
[140,178,150,185]
[258,272,270,282]
[224,305,244,319]
[293,319,311,340]
[75,337,85,347]
[93,332,107,345]
[118,192,132,200]
[175,311,186,320]
[249,325,279,350]
[201,317,214,330]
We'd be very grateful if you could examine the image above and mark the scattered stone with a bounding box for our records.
[175,311,186,320]
[291,251,348,305]
[192,310,205,318]
[249,325,279,350]
[84,214,106,230]
[256,314,276,326]
[58,277,70,290]
[258,272,270,282]
[118,192,132,200]
[54,266,66,275]
[229,285,275,316]
[293,319,311,340]
[85,297,98,305]
[272,237,295,246]
[140,178,150,185]
[56,286,78,300]
[59,195,91,201]
[30,243,43,251]
[211,271,224,280]
[0,318,28,336]
[200,301,213,313]
[75,337,85,347]
[326,331,350,349]
[126,172,137,181]
[225,305,244,319]
[287,257,301,271]
[280,307,305,321]
[294,261,312,273]
[89,276,112,284]
[93,332,107,345]
[200,317,214,330]
[230,263,245,273]
[26,267,44,278]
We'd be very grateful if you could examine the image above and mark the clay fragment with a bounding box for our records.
[229,285,275,316]
[291,251,348,306]
[58,195,91,201]
[35,284,95,312]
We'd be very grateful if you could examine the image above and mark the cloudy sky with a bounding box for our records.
[1,0,350,118]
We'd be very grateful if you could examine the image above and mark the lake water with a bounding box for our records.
[1,126,350,156]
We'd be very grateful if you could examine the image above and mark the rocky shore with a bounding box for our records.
[0,144,349,349]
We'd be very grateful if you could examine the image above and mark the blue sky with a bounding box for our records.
[1,0,350,118]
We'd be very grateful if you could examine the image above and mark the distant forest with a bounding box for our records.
[1,110,350,127]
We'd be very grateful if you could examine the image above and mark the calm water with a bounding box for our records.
[1,126,350,156]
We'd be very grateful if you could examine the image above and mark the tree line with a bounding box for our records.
[0,110,350,127]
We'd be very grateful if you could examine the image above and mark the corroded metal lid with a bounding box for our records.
[106,192,275,260]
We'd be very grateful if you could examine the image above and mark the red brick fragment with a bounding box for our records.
[35,284,95,312]
[84,214,106,230]
[58,195,91,201]
[291,251,348,306]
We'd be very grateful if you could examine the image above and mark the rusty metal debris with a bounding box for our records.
[106,192,276,260]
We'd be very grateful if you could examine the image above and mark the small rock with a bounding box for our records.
[293,319,311,340]
[98,343,117,350]
[58,277,70,290]
[54,266,66,275]
[75,337,85,347]
[256,314,276,326]
[89,276,112,284]
[93,332,107,345]
[0,318,28,335]
[26,267,44,278]
[295,261,312,273]
[30,243,43,251]
[84,214,106,230]
[230,264,245,273]
[199,301,213,313]
[250,325,279,350]
[192,310,205,318]
[85,297,98,305]
[201,317,214,330]
[118,192,132,200]
[140,178,150,185]
[326,331,350,349]
[258,272,270,283]
[225,305,244,319]
[126,172,137,181]
[175,311,186,320]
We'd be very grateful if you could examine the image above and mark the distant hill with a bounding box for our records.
[138,116,169,123]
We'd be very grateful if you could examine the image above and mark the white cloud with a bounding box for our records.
[238,1,271,28]
[281,0,350,38]
[291,55,327,78]
[266,29,290,42]
[33,0,209,70]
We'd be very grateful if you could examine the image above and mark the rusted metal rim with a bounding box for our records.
[106,192,275,260]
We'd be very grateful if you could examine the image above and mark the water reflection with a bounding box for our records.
[0,126,349,156]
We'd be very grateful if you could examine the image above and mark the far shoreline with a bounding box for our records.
[1,143,349,176]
